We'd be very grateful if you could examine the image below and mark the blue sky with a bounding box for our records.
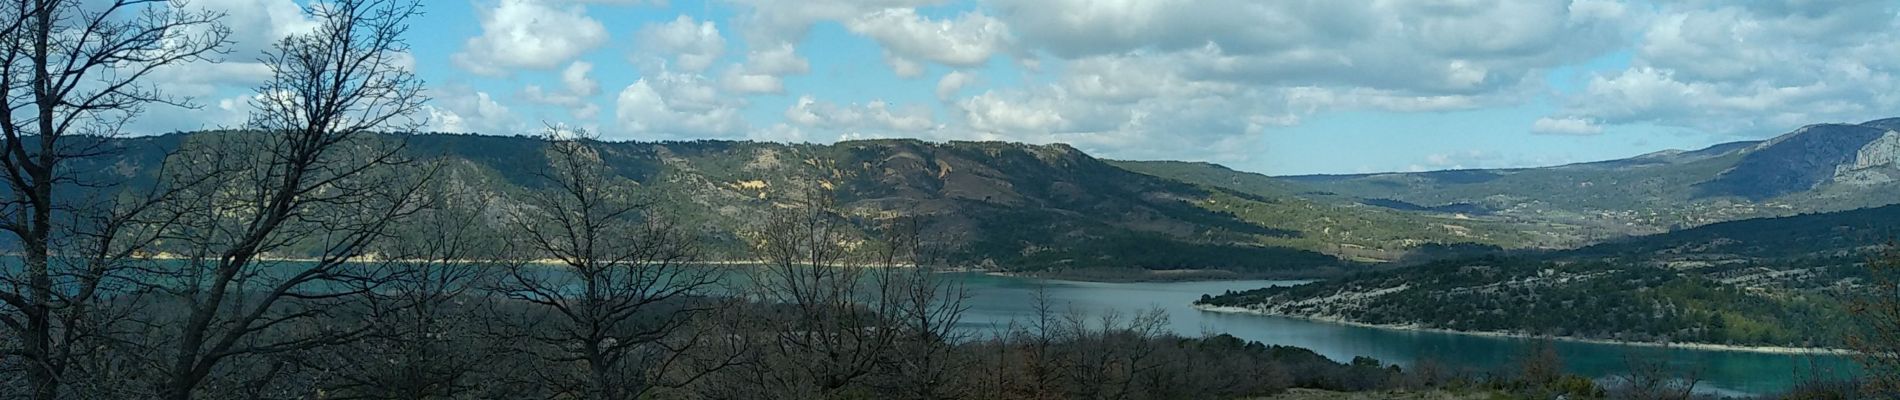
[136,0,1900,175]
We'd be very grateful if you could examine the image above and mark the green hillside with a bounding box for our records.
[1109,161,1587,259]
[1200,204,1900,348]
[1274,119,1900,246]
[76,132,1364,276]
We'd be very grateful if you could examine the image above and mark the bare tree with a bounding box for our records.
[1609,347,1700,400]
[1515,338,1564,388]
[716,182,969,399]
[0,0,226,398]
[1052,308,1170,400]
[871,219,970,400]
[133,1,428,398]
[496,130,727,400]
[308,171,512,399]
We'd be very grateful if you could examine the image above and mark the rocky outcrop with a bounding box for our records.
[1833,131,1900,186]
[1695,123,1890,200]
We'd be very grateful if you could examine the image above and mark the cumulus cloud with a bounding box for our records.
[1410,149,1571,172]
[725,0,945,44]
[636,15,726,72]
[614,70,749,139]
[187,0,320,57]
[720,42,810,94]
[900,0,1641,160]
[952,81,1291,162]
[710,1,1017,82]
[1532,116,1604,135]
[388,0,1900,167]
[426,86,519,134]
[936,70,979,101]
[453,0,609,76]
[521,62,603,119]
[844,9,1011,74]
[127,0,316,134]
[128,93,258,134]
[566,0,668,4]
[784,96,939,139]
[1551,1,1900,134]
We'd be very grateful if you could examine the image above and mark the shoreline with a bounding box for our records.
[984,269,1329,283]
[1193,304,1857,356]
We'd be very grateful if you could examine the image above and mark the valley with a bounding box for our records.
[1186,119,1900,354]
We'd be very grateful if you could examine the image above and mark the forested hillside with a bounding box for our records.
[68,131,1366,276]
[1199,204,1900,348]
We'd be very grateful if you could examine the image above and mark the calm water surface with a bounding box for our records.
[951,273,1857,396]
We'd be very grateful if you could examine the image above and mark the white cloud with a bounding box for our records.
[149,62,277,98]
[989,0,1632,97]
[1532,116,1603,135]
[636,15,726,72]
[132,0,316,134]
[720,42,810,94]
[565,0,668,5]
[521,61,603,119]
[614,70,748,139]
[1413,149,1567,172]
[185,0,320,58]
[784,96,938,138]
[1552,1,1900,134]
[885,55,926,78]
[936,70,978,101]
[841,0,1657,162]
[956,87,1078,134]
[845,9,1011,73]
[720,67,787,95]
[129,93,257,134]
[426,86,518,134]
[718,0,960,89]
[453,0,609,76]
[725,0,946,45]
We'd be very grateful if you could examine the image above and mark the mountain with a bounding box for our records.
[68,132,1356,277]
[1558,204,1900,263]
[1197,203,1900,348]
[54,116,1900,278]
[1275,118,1900,243]
[1109,161,1587,259]
[1697,124,1895,200]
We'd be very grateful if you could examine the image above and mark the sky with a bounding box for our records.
[130,0,1900,175]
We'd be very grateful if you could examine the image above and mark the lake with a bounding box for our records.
[951,273,1858,396]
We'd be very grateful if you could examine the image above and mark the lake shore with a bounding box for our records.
[1194,304,1858,356]
[988,268,1336,283]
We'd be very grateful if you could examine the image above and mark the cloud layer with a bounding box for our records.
[125,0,1900,170]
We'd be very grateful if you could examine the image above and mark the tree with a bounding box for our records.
[1608,347,1700,400]
[709,181,968,400]
[308,173,513,399]
[0,1,225,398]
[869,219,969,400]
[496,130,729,400]
[1851,242,1900,396]
[136,1,428,398]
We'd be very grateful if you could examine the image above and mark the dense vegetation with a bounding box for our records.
[1111,160,1566,259]
[1199,194,1900,350]
[34,131,1382,276]
[1201,256,1861,348]
[1560,204,1900,261]
[1279,119,1900,243]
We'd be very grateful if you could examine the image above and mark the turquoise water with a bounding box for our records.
[22,257,1844,395]
[952,273,1858,396]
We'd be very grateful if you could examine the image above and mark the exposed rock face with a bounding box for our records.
[1696,123,1890,200]
[1834,131,1900,186]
